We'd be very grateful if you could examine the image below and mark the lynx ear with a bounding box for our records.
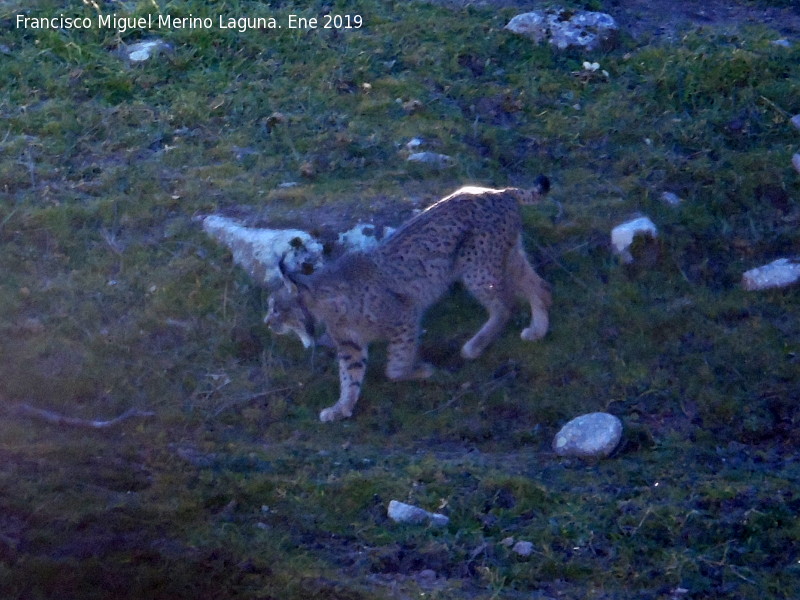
[277,253,309,295]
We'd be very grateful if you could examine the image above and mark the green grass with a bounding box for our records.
[1,0,799,598]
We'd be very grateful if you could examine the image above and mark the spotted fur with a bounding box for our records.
[265,181,552,422]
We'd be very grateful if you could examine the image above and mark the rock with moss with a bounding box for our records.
[505,9,620,52]
[553,412,623,458]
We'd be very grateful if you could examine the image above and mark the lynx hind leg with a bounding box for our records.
[320,341,367,422]
[460,266,513,360]
[509,237,551,341]
[385,322,434,381]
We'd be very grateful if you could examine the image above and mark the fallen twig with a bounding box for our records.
[11,403,155,428]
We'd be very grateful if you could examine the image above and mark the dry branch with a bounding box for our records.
[11,403,154,428]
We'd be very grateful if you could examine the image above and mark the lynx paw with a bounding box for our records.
[521,318,548,341]
[319,404,353,422]
[461,340,483,360]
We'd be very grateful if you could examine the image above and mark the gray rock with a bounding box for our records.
[506,9,620,52]
[742,258,800,291]
[512,541,534,557]
[553,412,623,458]
[123,39,171,62]
[387,500,449,527]
[660,191,682,207]
[793,153,800,174]
[790,115,800,131]
[407,151,455,168]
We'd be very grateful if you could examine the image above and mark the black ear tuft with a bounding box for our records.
[278,253,291,278]
[533,174,551,195]
[278,253,310,293]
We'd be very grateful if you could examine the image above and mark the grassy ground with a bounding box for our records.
[1,0,799,598]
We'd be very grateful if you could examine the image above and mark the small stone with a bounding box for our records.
[771,39,792,48]
[661,191,682,207]
[265,112,286,128]
[610,216,658,264]
[553,412,623,458]
[124,39,170,62]
[742,258,800,291]
[416,569,437,587]
[402,99,424,113]
[792,153,800,174]
[500,536,515,547]
[790,115,800,131]
[407,152,455,168]
[387,500,449,527]
[512,541,534,557]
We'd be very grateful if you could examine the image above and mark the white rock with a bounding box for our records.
[512,541,534,557]
[793,153,800,174]
[771,39,792,48]
[202,215,323,286]
[553,412,623,458]
[742,258,800,291]
[338,223,395,252]
[506,9,619,51]
[387,500,449,527]
[660,191,682,207]
[790,115,800,131]
[125,39,170,62]
[407,152,455,168]
[610,216,658,263]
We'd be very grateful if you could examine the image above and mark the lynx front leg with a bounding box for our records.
[320,341,367,422]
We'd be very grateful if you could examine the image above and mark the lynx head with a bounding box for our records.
[264,256,316,348]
